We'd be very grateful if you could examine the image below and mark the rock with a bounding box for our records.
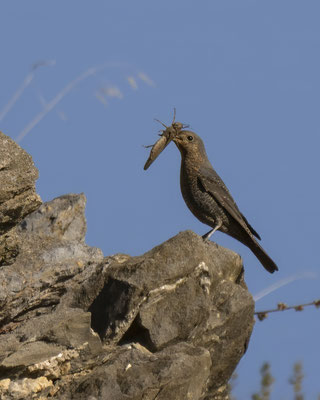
[0,131,42,267]
[0,134,255,400]
[2,377,53,399]
[0,131,41,235]
[57,342,212,400]
[2,342,65,369]
[88,231,254,397]
[0,194,103,328]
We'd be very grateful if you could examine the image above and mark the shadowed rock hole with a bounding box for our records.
[89,278,132,340]
[235,266,244,285]
[0,366,25,380]
[118,315,155,352]
[20,220,27,230]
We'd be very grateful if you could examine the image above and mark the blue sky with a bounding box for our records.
[1,1,320,398]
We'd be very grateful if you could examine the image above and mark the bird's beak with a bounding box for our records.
[172,136,184,153]
[172,136,180,148]
[172,136,181,144]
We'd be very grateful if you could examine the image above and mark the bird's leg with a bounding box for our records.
[202,221,223,241]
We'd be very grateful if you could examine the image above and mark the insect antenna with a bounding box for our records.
[154,118,168,129]
[172,107,176,124]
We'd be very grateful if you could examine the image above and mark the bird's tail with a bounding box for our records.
[226,227,278,273]
[246,238,278,274]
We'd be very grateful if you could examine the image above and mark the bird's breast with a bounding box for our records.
[180,163,198,203]
[179,161,227,228]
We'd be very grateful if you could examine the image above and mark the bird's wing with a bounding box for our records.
[198,165,261,240]
[239,212,261,240]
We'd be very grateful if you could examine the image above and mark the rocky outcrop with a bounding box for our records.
[0,132,41,236]
[0,132,42,267]
[0,131,255,400]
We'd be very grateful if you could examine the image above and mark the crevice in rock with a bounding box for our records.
[0,365,24,380]
[118,314,155,352]
[0,246,19,267]
[89,278,133,340]
[4,301,60,328]
[0,364,54,381]
[55,274,77,284]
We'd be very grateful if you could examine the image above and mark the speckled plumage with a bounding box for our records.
[173,130,278,273]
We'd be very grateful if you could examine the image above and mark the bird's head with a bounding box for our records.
[173,130,208,162]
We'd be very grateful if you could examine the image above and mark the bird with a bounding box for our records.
[172,130,278,273]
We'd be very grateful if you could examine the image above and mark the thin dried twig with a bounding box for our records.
[0,60,55,122]
[15,62,132,143]
[255,299,320,321]
[138,72,155,87]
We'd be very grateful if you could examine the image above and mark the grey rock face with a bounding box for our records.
[0,131,42,268]
[0,131,41,235]
[0,135,255,400]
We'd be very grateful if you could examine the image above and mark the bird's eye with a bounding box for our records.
[187,135,194,141]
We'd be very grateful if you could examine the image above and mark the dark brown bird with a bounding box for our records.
[172,130,278,273]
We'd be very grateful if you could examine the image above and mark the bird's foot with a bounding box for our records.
[202,222,222,241]
[202,229,214,241]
